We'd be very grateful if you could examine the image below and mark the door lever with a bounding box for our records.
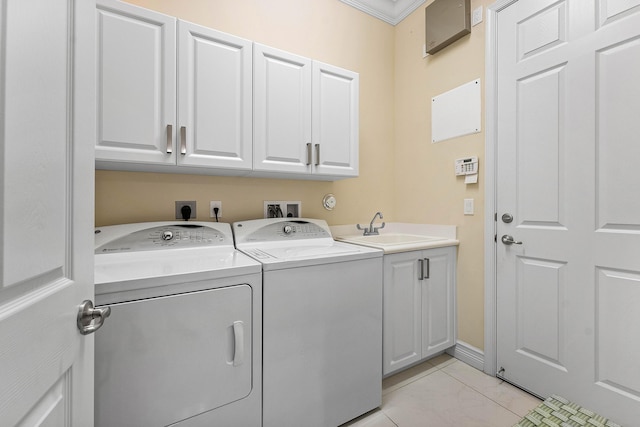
[77,300,111,335]
[501,235,522,245]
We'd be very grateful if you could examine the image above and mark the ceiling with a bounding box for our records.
[339,0,427,25]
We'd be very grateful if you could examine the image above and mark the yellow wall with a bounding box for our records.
[96,0,490,351]
[393,0,493,350]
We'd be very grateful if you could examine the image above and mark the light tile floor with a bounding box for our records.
[342,354,542,427]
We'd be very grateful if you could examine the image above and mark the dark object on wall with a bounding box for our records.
[425,0,471,55]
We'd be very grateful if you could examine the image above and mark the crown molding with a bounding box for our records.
[340,0,427,25]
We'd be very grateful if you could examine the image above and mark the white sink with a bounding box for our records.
[347,234,446,245]
[331,223,458,254]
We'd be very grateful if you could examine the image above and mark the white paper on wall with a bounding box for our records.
[431,79,481,143]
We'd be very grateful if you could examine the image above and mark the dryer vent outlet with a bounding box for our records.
[175,201,197,220]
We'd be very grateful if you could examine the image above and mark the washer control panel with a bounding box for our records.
[95,224,229,254]
[233,219,332,244]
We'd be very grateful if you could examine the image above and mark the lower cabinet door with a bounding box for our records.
[421,246,457,358]
[383,247,457,377]
[383,251,423,376]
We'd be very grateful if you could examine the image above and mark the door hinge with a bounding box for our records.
[494,212,498,221]
[494,234,497,242]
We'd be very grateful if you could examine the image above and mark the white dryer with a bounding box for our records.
[233,218,383,427]
[94,221,262,427]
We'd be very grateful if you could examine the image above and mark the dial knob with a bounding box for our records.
[283,225,293,235]
[161,230,174,241]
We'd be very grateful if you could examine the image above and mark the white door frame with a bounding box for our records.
[483,0,519,377]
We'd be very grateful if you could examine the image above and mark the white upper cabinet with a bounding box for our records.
[177,21,253,170]
[312,61,359,177]
[253,44,312,174]
[96,0,176,165]
[253,44,359,180]
[96,0,253,174]
[96,1,358,180]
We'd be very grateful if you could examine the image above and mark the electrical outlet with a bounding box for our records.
[210,201,222,219]
[175,200,196,220]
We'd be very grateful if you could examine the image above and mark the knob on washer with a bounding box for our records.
[162,230,174,241]
[283,225,293,234]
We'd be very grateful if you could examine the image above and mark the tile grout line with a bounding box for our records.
[438,365,528,420]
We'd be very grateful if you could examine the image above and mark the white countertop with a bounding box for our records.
[330,223,459,254]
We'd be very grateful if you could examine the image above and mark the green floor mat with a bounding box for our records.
[514,395,623,427]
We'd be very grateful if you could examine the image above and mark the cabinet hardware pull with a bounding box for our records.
[418,259,424,281]
[306,143,312,165]
[180,126,187,155]
[424,258,430,279]
[315,144,320,166]
[166,124,173,154]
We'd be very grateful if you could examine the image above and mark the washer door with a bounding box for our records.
[95,284,252,427]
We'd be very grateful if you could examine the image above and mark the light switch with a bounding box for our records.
[472,6,483,26]
[464,198,474,215]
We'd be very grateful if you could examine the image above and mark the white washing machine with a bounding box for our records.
[233,218,383,427]
[94,221,262,427]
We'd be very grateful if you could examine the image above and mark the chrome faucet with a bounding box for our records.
[357,212,386,236]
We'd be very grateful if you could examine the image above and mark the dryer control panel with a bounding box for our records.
[95,223,231,254]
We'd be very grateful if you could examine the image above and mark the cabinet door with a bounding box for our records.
[383,251,422,376]
[253,43,312,174]
[96,0,176,165]
[177,21,252,171]
[312,61,359,177]
[421,247,456,358]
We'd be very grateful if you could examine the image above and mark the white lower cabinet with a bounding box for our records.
[383,246,457,376]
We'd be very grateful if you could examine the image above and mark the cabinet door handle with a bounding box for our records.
[424,258,430,279]
[418,259,424,281]
[306,143,312,165]
[314,144,320,166]
[166,124,173,154]
[180,126,187,155]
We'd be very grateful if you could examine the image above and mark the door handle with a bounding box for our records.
[77,300,111,335]
[501,235,522,245]
[232,320,244,366]
[418,258,430,280]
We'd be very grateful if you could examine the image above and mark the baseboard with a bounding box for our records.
[447,340,484,371]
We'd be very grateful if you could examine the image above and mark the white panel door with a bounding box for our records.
[96,0,176,165]
[0,0,96,425]
[253,43,312,174]
[495,1,640,424]
[312,61,359,177]
[177,21,253,171]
